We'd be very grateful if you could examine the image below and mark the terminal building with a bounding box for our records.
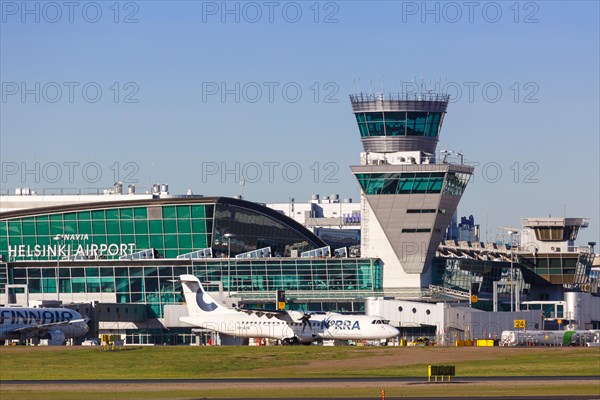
[1,92,598,345]
[0,195,382,344]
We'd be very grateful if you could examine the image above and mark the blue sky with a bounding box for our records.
[1,1,598,245]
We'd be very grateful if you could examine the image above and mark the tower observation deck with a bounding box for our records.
[350,92,450,154]
[349,92,474,290]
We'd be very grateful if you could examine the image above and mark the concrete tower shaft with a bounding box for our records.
[350,92,449,154]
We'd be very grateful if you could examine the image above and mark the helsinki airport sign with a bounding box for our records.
[8,233,135,259]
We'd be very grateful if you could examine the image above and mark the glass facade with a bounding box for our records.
[0,203,214,261]
[0,198,325,262]
[356,172,443,195]
[313,228,360,250]
[356,172,470,196]
[192,258,379,297]
[444,172,471,196]
[213,202,318,257]
[432,258,527,311]
[1,197,379,318]
[6,258,381,317]
[355,111,444,138]
[532,226,579,241]
[355,172,470,196]
[517,252,593,285]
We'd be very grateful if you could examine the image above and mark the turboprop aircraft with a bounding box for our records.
[179,274,399,344]
[0,307,88,344]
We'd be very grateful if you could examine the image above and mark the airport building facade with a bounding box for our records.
[0,196,385,344]
[1,92,597,345]
[0,196,383,309]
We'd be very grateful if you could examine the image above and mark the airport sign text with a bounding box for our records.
[8,243,135,259]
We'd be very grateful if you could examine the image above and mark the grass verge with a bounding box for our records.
[1,346,599,380]
[1,345,599,399]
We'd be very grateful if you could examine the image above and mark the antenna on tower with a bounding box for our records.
[239,178,245,199]
[357,78,361,93]
[380,74,384,94]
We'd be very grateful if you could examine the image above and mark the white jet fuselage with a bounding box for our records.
[0,307,88,341]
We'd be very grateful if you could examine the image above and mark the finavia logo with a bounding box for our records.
[52,234,89,241]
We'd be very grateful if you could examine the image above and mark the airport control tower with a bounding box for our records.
[350,92,474,290]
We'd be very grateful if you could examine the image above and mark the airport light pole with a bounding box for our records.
[52,236,63,302]
[224,233,235,296]
[508,231,515,312]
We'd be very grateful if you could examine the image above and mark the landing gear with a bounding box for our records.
[282,337,301,345]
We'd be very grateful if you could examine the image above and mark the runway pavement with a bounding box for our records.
[3,376,598,400]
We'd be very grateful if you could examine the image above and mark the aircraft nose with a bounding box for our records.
[387,326,400,338]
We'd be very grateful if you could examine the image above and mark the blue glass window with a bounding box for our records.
[384,112,407,136]
[356,172,449,195]
[357,123,369,137]
[426,113,442,137]
[365,112,383,122]
[366,122,385,136]
[406,112,428,136]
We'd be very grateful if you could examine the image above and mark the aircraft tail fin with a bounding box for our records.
[180,274,232,316]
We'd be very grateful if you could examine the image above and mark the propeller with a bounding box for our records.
[300,313,311,333]
[287,310,312,332]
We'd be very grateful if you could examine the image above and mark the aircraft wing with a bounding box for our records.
[11,318,87,333]
[236,308,287,319]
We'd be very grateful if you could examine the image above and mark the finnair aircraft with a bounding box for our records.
[180,274,399,344]
[0,307,89,344]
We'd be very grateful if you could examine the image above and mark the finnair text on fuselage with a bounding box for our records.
[0,307,89,342]
[0,308,76,325]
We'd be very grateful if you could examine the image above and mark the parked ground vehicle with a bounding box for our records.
[410,337,431,346]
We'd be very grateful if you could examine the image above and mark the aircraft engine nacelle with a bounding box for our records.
[44,330,66,345]
[288,311,305,323]
[63,322,89,339]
